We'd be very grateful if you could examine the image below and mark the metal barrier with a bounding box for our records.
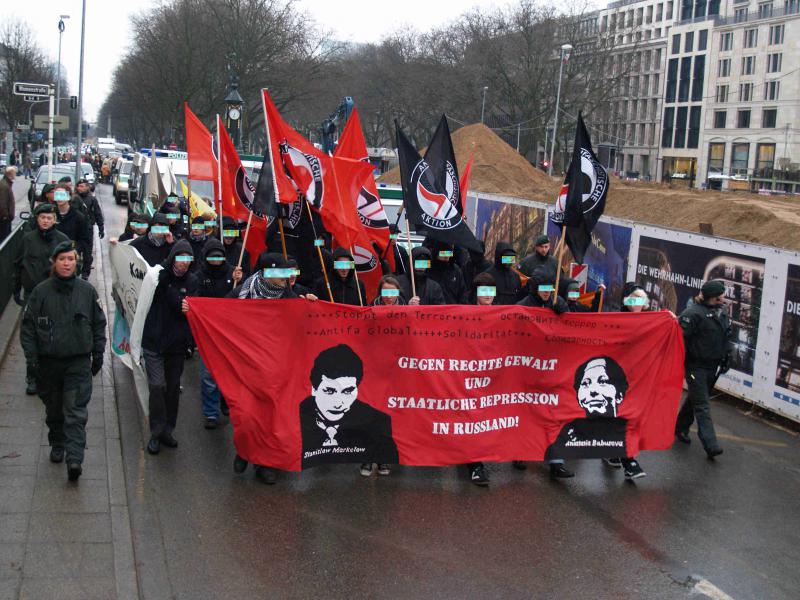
[0,223,24,316]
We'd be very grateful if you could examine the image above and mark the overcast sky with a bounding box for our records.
[6,0,601,123]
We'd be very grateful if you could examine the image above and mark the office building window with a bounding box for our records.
[681,0,693,20]
[734,8,748,22]
[685,32,694,52]
[672,33,681,54]
[741,56,755,75]
[769,24,784,45]
[688,106,701,148]
[756,143,775,175]
[720,32,733,51]
[695,0,707,18]
[715,84,729,103]
[731,143,749,174]
[762,108,777,128]
[678,57,692,102]
[743,28,758,48]
[708,142,725,174]
[699,30,708,51]
[739,83,753,101]
[764,80,780,100]
[718,58,730,77]
[656,2,663,21]
[674,106,688,149]
[758,2,774,18]
[737,109,751,128]
[654,48,662,70]
[666,1,673,19]
[714,110,726,128]
[666,58,679,102]
[653,73,660,94]
[662,107,675,148]
[691,55,705,101]
[767,53,782,73]
[709,0,721,15]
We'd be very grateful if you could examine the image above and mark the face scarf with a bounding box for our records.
[237,272,285,299]
[148,231,166,247]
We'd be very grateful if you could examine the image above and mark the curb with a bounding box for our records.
[0,302,21,368]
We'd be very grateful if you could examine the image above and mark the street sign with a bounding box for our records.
[33,115,69,131]
[23,95,46,102]
[16,124,30,131]
[13,82,50,97]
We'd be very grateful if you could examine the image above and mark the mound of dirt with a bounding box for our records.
[380,122,800,251]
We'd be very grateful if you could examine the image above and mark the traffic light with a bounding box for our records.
[70,96,78,110]
[542,160,550,172]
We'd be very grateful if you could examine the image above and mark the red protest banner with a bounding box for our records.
[186,299,684,471]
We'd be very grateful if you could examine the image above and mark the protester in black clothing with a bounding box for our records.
[314,247,366,306]
[397,246,444,305]
[287,258,311,297]
[73,179,104,240]
[485,242,524,305]
[160,196,186,240]
[116,213,150,243]
[519,234,558,280]
[388,224,410,276]
[221,216,251,277]
[53,187,92,280]
[564,279,605,313]
[141,240,199,456]
[187,216,208,265]
[462,241,492,286]
[424,238,468,304]
[130,213,174,267]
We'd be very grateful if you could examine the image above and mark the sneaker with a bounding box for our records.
[254,465,278,485]
[675,431,691,444]
[204,417,218,430]
[360,463,374,477]
[233,454,248,473]
[603,458,622,468]
[146,437,160,455]
[549,463,574,479]
[67,462,82,481]
[512,460,527,471]
[706,448,723,460]
[49,447,64,463]
[623,460,646,480]
[469,464,489,487]
[377,464,391,476]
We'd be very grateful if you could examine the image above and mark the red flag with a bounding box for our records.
[217,115,267,267]
[334,108,395,273]
[184,103,217,182]
[187,299,685,471]
[459,154,474,210]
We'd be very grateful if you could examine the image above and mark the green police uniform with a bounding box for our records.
[20,247,107,469]
[13,207,70,298]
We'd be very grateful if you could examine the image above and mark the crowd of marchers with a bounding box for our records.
[11,181,732,486]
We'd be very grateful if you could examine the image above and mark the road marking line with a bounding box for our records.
[714,433,788,448]
[693,578,736,600]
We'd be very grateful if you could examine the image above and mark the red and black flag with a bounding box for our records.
[424,115,463,214]
[551,113,609,263]
[395,121,482,254]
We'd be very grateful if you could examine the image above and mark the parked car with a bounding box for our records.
[28,165,78,206]
[112,160,134,205]
[66,162,96,191]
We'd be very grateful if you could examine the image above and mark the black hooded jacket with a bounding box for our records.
[141,240,199,354]
[519,249,558,279]
[131,233,173,267]
[462,242,493,286]
[485,242,524,305]
[517,268,569,314]
[425,240,468,304]
[315,247,366,305]
[197,238,236,298]
[55,206,91,257]
[397,247,446,305]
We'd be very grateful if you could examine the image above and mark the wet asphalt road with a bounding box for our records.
[96,184,800,600]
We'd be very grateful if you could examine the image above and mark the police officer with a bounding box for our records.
[73,178,105,240]
[518,234,558,280]
[53,186,92,280]
[20,241,107,481]
[675,279,731,459]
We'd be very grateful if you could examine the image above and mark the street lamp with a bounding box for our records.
[73,0,86,186]
[480,86,489,124]
[56,15,69,117]
[548,43,573,177]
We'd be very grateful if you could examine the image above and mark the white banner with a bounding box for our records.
[110,242,161,415]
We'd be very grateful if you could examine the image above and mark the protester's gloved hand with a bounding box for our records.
[98,229,105,239]
[13,290,23,306]
[719,353,730,374]
[551,299,567,315]
[91,356,103,376]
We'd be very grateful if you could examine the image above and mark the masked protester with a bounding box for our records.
[564,279,605,313]
[221,216,251,277]
[397,246,444,305]
[141,240,199,456]
[116,213,151,243]
[72,178,105,240]
[187,216,208,264]
[53,186,92,280]
[388,223,410,276]
[485,242,524,305]
[675,279,731,459]
[160,195,186,240]
[287,257,311,296]
[463,272,498,486]
[315,247,366,305]
[130,213,174,266]
[462,241,492,287]
[516,267,573,479]
[424,239,468,304]
[14,204,71,393]
[224,252,317,484]
[196,238,243,429]
[519,234,558,279]
[20,241,106,482]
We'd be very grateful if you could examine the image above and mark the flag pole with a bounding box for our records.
[404,215,416,297]
[304,199,334,302]
[349,245,364,306]
[260,88,289,262]
[276,218,288,260]
[597,285,605,312]
[237,210,253,271]
[215,114,224,242]
[553,230,567,298]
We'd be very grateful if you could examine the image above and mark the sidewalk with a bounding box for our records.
[0,234,138,600]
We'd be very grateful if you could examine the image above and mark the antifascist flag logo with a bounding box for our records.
[234,166,259,216]
[357,187,389,229]
[279,141,324,208]
[411,158,460,230]
[351,243,379,273]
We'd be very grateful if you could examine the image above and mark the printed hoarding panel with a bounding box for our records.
[547,219,633,312]
[776,264,800,397]
[635,236,764,377]
[475,196,547,259]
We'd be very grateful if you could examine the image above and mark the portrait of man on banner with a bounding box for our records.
[547,356,629,460]
[300,344,399,468]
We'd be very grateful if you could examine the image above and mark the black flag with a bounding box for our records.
[395,121,482,254]
[424,115,462,214]
[550,113,608,263]
[253,146,279,220]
